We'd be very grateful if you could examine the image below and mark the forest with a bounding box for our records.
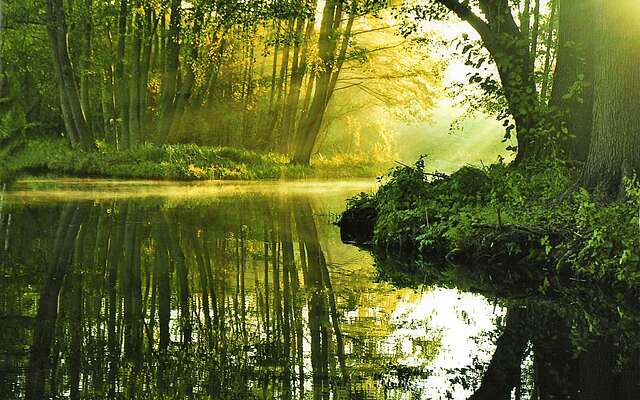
[1,0,640,399]
[1,0,441,179]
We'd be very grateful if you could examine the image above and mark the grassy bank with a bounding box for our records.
[0,139,388,181]
[340,157,640,288]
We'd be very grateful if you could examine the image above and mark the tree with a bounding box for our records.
[428,0,540,163]
[280,3,316,153]
[582,0,640,197]
[550,0,595,162]
[292,0,347,165]
[44,0,94,150]
[115,0,129,148]
[292,0,388,165]
[156,0,181,144]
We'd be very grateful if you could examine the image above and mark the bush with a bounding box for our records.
[343,156,640,287]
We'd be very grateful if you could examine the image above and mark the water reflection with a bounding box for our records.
[1,182,480,400]
[5,181,640,399]
[374,253,640,399]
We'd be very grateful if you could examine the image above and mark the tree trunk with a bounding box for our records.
[128,4,143,148]
[270,18,294,149]
[520,0,531,40]
[530,0,541,73]
[242,33,257,146]
[79,0,93,131]
[281,6,315,154]
[115,0,129,149]
[438,0,540,163]
[44,0,93,150]
[174,4,204,130]
[101,68,118,144]
[156,0,181,144]
[540,0,557,100]
[550,0,595,162]
[582,0,640,197]
[480,1,538,163]
[292,0,341,165]
[327,7,356,100]
[139,6,154,144]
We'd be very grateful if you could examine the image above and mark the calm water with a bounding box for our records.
[0,180,500,400]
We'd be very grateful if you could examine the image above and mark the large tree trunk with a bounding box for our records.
[582,0,640,197]
[479,1,539,163]
[550,0,595,162]
[293,0,336,165]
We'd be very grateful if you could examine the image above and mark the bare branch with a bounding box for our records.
[352,25,393,37]
[437,0,493,41]
[334,82,364,91]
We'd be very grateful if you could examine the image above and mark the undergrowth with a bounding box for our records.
[346,156,640,287]
[1,138,388,181]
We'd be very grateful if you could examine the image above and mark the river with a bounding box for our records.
[0,179,532,399]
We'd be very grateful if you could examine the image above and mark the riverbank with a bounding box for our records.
[343,161,640,399]
[0,139,389,182]
[339,158,640,289]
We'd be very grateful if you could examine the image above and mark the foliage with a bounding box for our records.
[396,0,569,161]
[1,0,442,164]
[345,156,640,287]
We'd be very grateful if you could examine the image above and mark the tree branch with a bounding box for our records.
[334,82,364,91]
[352,25,393,36]
[437,0,493,41]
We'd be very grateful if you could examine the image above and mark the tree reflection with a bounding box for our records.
[2,195,432,399]
[375,254,640,399]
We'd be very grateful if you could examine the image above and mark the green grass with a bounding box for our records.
[1,139,389,181]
